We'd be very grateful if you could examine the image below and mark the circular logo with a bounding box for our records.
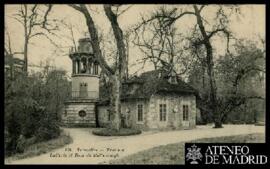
[78,110,86,117]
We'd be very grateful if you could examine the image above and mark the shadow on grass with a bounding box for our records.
[109,133,265,164]
[92,128,142,136]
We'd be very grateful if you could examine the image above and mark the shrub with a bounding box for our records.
[5,131,72,161]
[92,128,142,136]
[5,68,70,155]
[36,122,60,141]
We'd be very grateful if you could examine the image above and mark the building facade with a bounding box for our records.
[62,38,100,127]
[62,37,198,130]
[97,70,197,130]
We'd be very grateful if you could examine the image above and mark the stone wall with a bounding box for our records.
[121,99,149,129]
[97,99,149,129]
[62,101,96,127]
[71,75,99,99]
[98,105,110,127]
[97,94,197,130]
[147,94,196,130]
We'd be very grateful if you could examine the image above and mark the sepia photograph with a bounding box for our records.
[4,4,266,165]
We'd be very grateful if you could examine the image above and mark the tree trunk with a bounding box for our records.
[9,54,14,80]
[109,74,121,131]
[69,5,126,131]
[104,5,127,131]
[23,41,28,73]
[125,35,129,81]
[205,45,221,128]
[202,66,205,89]
[94,104,100,127]
[23,4,28,73]
[193,5,222,128]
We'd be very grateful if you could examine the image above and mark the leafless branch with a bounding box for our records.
[68,4,83,12]
[116,5,133,17]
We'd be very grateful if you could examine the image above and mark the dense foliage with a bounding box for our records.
[189,40,265,124]
[4,67,71,156]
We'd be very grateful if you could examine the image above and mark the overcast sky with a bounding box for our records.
[5,4,265,76]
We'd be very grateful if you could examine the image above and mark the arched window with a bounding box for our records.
[93,62,98,75]
[72,59,76,74]
[88,58,92,74]
[80,57,87,73]
[77,60,81,73]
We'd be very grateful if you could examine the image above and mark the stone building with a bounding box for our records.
[61,37,100,127]
[98,70,198,130]
[62,37,198,130]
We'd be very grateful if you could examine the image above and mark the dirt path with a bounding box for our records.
[6,125,264,164]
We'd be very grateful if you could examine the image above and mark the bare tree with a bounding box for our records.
[216,39,265,123]
[62,22,78,52]
[133,19,193,76]
[32,4,130,130]
[5,24,25,79]
[67,4,128,131]
[5,26,15,80]
[124,31,131,80]
[10,4,58,72]
[136,5,239,128]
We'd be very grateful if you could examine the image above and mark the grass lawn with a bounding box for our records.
[5,131,73,163]
[109,133,265,164]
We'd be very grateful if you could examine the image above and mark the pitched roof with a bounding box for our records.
[99,69,197,104]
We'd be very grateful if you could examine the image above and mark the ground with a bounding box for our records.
[6,124,265,164]
[110,133,265,164]
[5,131,72,162]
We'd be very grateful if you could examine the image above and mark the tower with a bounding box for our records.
[62,37,100,127]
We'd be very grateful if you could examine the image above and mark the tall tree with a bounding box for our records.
[10,4,57,72]
[136,5,238,128]
[67,4,128,130]
[133,16,193,75]
[215,40,265,123]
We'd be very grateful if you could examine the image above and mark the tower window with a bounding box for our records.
[79,83,88,97]
[81,58,87,73]
[78,110,86,117]
[93,63,98,75]
[88,58,92,74]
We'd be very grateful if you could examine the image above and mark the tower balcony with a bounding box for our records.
[71,91,99,99]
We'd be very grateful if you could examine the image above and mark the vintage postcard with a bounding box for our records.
[4,3,267,166]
